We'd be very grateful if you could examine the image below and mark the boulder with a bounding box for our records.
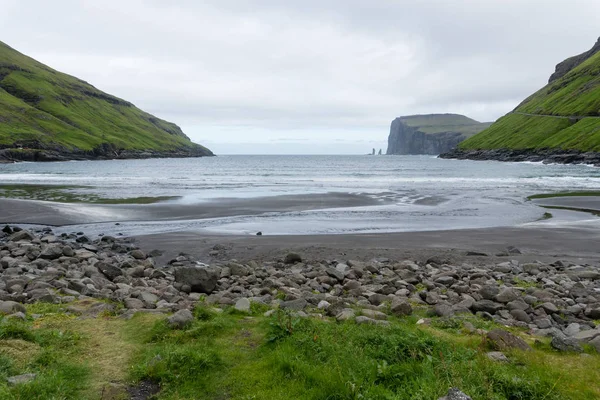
[167,309,194,329]
[96,262,123,281]
[174,266,219,294]
[0,301,26,315]
[284,253,302,264]
[551,336,583,353]
[471,300,503,314]
[486,329,532,352]
[280,298,307,311]
[39,245,63,260]
[234,297,251,312]
[130,250,146,260]
[390,300,413,317]
[8,230,35,242]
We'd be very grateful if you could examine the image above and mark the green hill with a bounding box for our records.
[454,37,600,158]
[0,41,213,162]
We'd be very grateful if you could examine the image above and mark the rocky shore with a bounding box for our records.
[439,148,600,166]
[0,145,213,163]
[1,225,600,355]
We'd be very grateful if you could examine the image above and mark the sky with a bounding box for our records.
[1,1,599,154]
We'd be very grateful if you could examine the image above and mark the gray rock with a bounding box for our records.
[39,245,63,260]
[564,323,581,337]
[235,297,251,312]
[585,307,600,320]
[535,318,553,329]
[361,309,387,320]
[280,298,307,311]
[355,316,389,326]
[471,300,503,314]
[284,253,302,264]
[390,300,413,316]
[486,351,509,363]
[167,309,194,329]
[336,309,356,321]
[8,230,35,242]
[326,267,345,282]
[435,276,456,286]
[589,336,600,353]
[438,387,472,400]
[507,299,529,311]
[496,288,519,303]
[317,300,330,310]
[551,336,583,353]
[130,250,146,260]
[96,262,123,281]
[229,263,249,277]
[434,303,454,317]
[0,301,26,315]
[510,309,531,323]
[124,298,145,309]
[139,291,159,305]
[573,328,600,342]
[479,285,500,300]
[486,329,532,352]
[7,373,36,386]
[539,302,559,314]
[174,266,219,294]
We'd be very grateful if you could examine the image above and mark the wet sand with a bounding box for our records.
[1,195,600,267]
[0,192,382,225]
[135,223,600,267]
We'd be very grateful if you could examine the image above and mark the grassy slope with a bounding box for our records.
[460,50,600,151]
[1,301,598,399]
[400,114,492,136]
[0,41,211,154]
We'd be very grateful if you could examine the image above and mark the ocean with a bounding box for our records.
[1,155,600,236]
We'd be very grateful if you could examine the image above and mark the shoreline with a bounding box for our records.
[439,148,600,166]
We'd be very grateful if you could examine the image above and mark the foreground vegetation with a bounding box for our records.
[0,301,598,399]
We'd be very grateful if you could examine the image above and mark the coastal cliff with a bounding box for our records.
[0,41,213,162]
[441,37,600,165]
[386,114,491,155]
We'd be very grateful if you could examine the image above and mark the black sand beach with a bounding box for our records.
[1,195,599,267]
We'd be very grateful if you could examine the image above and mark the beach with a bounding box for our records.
[1,193,599,266]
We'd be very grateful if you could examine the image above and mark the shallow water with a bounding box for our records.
[2,155,600,235]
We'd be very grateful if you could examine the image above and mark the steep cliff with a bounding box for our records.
[0,41,213,162]
[386,114,491,155]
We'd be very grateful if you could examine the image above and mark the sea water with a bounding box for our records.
[1,155,600,235]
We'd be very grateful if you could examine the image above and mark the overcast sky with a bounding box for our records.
[1,1,599,154]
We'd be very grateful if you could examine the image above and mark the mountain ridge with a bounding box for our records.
[0,41,213,162]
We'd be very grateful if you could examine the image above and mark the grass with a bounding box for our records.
[0,41,212,156]
[528,191,600,200]
[398,114,491,136]
[460,48,600,152]
[0,184,178,204]
[0,302,599,399]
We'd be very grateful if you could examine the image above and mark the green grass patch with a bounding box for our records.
[2,304,600,399]
[528,191,600,200]
[0,183,178,204]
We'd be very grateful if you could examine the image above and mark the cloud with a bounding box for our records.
[0,0,598,153]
